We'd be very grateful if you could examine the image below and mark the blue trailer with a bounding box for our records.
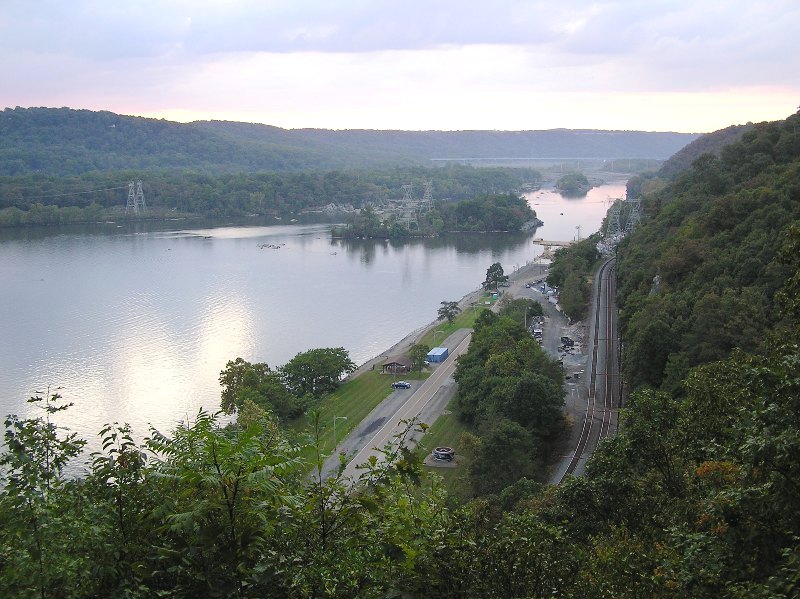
[426,347,449,363]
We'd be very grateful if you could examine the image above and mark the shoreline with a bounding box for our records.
[326,259,554,480]
[346,259,549,379]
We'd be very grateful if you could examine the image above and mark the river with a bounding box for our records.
[0,182,625,445]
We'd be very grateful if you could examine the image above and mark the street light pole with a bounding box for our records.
[333,416,348,449]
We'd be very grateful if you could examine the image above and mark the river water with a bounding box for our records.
[0,183,625,445]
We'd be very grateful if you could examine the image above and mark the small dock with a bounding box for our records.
[532,239,575,247]
[532,239,576,260]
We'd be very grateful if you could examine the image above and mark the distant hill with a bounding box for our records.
[626,122,754,198]
[657,123,753,179]
[0,107,699,176]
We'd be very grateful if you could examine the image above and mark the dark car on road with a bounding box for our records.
[391,381,411,389]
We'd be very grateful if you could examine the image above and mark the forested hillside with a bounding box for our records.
[0,107,698,177]
[617,112,800,390]
[656,123,753,178]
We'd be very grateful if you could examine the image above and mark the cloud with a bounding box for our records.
[1,0,798,130]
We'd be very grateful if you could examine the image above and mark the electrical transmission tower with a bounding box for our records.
[605,199,623,240]
[126,180,146,215]
[421,180,434,211]
[623,198,641,235]
[401,184,414,202]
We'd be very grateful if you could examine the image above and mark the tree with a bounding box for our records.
[498,297,543,328]
[483,262,508,290]
[0,390,86,597]
[437,300,461,324]
[219,357,300,420]
[469,419,538,495]
[145,409,304,596]
[280,347,356,399]
[555,171,590,195]
[495,371,563,434]
[558,271,589,321]
[409,343,431,371]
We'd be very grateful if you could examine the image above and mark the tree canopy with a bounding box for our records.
[555,171,590,195]
[437,301,461,324]
[333,192,539,239]
[483,262,509,290]
[454,310,564,493]
[0,107,696,177]
[279,347,356,399]
[615,111,800,390]
[219,357,304,421]
[219,347,356,423]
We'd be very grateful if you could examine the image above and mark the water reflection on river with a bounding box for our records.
[0,182,626,446]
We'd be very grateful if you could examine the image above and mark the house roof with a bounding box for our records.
[383,355,412,367]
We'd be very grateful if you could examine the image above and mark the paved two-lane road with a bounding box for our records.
[337,332,472,481]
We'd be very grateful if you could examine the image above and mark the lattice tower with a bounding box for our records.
[606,200,623,240]
[126,181,136,213]
[623,198,641,235]
[401,184,414,202]
[126,180,146,214]
[421,180,434,211]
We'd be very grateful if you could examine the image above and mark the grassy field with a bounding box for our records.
[416,303,487,348]
[288,302,488,482]
[289,368,429,467]
[415,400,475,501]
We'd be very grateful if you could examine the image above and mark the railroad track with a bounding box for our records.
[556,257,617,482]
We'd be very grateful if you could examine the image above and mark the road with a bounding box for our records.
[332,332,473,482]
[550,257,619,483]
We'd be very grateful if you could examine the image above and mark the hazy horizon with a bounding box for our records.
[2,1,798,133]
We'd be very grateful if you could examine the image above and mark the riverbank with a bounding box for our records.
[346,259,549,378]
[324,260,552,479]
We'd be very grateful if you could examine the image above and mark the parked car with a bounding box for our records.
[391,381,411,389]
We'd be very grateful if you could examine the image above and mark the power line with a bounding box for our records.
[17,186,129,201]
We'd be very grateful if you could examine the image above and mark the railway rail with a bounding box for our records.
[556,257,618,482]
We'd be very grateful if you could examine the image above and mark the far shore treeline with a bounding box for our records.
[0,106,700,228]
[0,166,542,226]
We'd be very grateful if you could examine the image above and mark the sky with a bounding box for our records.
[2,0,799,133]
